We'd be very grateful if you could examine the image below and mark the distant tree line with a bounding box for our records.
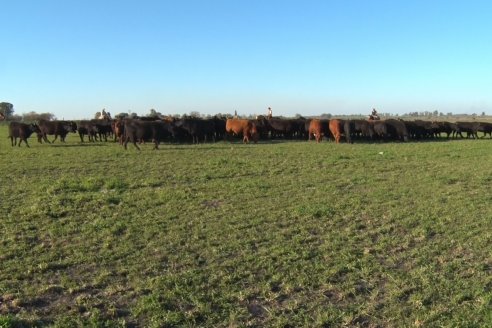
[1,101,491,123]
[0,102,56,122]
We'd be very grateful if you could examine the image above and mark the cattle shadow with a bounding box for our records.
[47,143,109,148]
[159,144,257,151]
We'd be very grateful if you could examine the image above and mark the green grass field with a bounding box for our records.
[1,125,491,327]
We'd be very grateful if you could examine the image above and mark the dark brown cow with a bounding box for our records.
[8,122,41,147]
[225,119,259,143]
[113,119,125,144]
[308,119,327,143]
[38,119,77,143]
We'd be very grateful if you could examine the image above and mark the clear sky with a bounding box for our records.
[2,0,492,119]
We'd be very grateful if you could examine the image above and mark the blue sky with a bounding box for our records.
[2,0,492,119]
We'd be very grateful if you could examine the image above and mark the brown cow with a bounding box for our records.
[112,119,125,144]
[308,119,328,143]
[225,119,259,143]
[329,119,344,144]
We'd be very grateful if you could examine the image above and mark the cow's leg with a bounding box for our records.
[336,134,341,144]
[130,135,141,150]
[43,134,51,144]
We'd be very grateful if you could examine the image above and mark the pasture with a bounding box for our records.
[1,125,491,327]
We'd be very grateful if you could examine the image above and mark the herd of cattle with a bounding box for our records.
[6,116,492,149]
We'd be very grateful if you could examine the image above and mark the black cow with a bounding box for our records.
[268,118,297,139]
[371,121,388,140]
[478,122,492,138]
[290,118,307,139]
[256,117,297,139]
[77,120,99,142]
[173,118,216,143]
[385,119,409,141]
[455,122,480,139]
[123,120,172,150]
[8,122,41,147]
[433,121,457,139]
[211,116,226,141]
[404,120,437,140]
[91,120,113,141]
[345,120,374,142]
[38,119,77,143]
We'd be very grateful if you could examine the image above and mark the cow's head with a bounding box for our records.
[30,123,41,133]
[68,121,78,132]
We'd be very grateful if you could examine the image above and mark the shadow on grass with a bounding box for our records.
[0,315,48,328]
[47,143,109,147]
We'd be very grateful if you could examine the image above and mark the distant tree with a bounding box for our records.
[22,111,56,122]
[38,112,56,121]
[320,113,332,119]
[9,114,22,121]
[447,112,453,116]
[0,102,14,119]
[433,110,439,116]
[115,112,129,119]
[439,112,444,116]
[94,111,101,119]
[482,111,486,116]
[129,112,138,119]
[189,111,201,118]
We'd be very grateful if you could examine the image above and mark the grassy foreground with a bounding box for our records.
[0,126,491,327]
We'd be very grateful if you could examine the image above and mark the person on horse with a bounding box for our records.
[369,108,380,120]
